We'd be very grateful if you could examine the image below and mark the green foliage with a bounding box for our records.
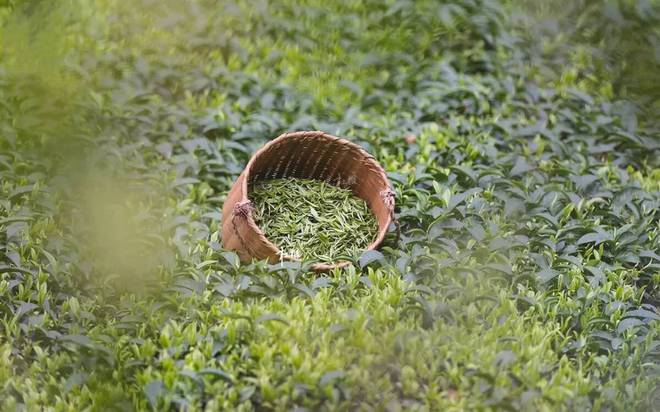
[0,0,658,411]
[510,0,660,123]
[250,178,378,263]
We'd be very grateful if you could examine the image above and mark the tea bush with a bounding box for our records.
[0,0,658,410]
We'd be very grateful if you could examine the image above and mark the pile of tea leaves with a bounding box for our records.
[249,178,378,263]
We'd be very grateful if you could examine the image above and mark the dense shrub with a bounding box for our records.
[0,0,658,410]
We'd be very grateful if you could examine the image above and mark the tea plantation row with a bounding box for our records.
[0,0,658,410]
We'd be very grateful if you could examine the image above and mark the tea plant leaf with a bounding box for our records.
[60,334,94,348]
[577,231,613,245]
[15,302,38,319]
[617,318,646,335]
[64,372,88,393]
[144,380,165,409]
[319,370,345,386]
[537,268,560,284]
[624,309,660,321]
[199,368,234,383]
[221,251,240,268]
[255,313,289,326]
[493,350,516,368]
[358,250,385,269]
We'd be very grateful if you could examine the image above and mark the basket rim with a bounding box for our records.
[238,130,393,271]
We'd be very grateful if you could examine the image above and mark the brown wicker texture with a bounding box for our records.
[221,130,395,271]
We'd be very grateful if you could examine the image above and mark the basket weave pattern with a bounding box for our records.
[221,131,394,271]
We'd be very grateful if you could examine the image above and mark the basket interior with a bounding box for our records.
[246,134,391,238]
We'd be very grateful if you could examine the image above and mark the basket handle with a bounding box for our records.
[380,189,400,244]
[231,200,253,257]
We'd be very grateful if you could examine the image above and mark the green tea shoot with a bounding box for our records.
[249,178,378,263]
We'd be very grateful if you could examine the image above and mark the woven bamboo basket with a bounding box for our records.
[221,130,395,271]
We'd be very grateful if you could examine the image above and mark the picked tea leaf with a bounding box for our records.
[249,178,378,263]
